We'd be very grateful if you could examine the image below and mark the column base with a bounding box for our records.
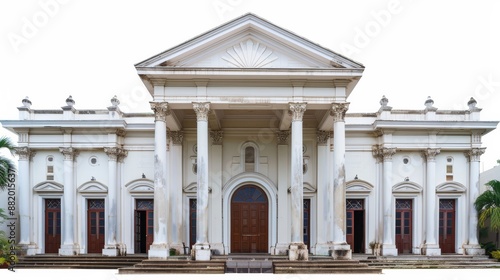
[102,244,127,256]
[59,244,80,256]
[192,244,211,261]
[463,244,485,255]
[274,243,290,255]
[19,243,38,256]
[331,244,352,260]
[381,244,398,256]
[148,243,169,260]
[421,244,441,256]
[168,243,184,256]
[208,243,224,255]
[314,243,333,256]
[288,243,308,261]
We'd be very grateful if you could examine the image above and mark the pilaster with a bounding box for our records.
[209,130,224,255]
[58,147,80,256]
[275,130,290,255]
[380,146,398,256]
[463,148,486,255]
[315,130,333,255]
[168,131,184,254]
[421,148,441,256]
[102,147,127,256]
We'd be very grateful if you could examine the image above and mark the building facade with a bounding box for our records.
[2,14,498,260]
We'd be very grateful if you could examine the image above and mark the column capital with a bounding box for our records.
[59,147,79,161]
[465,147,486,162]
[276,130,290,145]
[371,145,384,163]
[316,130,330,145]
[150,102,171,122]
[288,103,307,121]
[209,130,223,145]
[14,147,36,161]
[104,147,128,162]
[422,148,441,161]
[193,102,211,121]
[381,147,397,161]
[170,131,184,145]
[330,103,349,122]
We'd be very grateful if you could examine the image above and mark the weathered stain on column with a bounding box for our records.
[193,102,210,245]
[331,103,349,244]
[289,102,306,244]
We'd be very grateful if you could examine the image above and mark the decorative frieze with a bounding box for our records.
[104,147,128,162]
[150,102,170,122]
[316,130,330,145]
[59,147,79,161]
[422,148,441,161]
[276,130,290,145]
[170,131,184,145]
[209,130,223,145]
[465,148,486,162]
[14,147,36,161]
[193,102,211,121]
[330,103,349,122]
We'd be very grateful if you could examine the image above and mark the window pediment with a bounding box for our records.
[346,180,374,193]
[78,181,108,193]
[392,182,423,193]
[33,181,64,192]
[126,178,154,193]
[436,182,466,193]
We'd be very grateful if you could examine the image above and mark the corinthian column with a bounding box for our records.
[381,147,397,256]
[14,147,37,255]
[422,148,441,256]
[315,130,333,255]
[148,102,170,259]
[103,147,127,256]
[330,103,352,259]
[192,102,211,260]
[287,103,308,260]
[59,147,79,256]
[169,131,184,254]
[464,148,486,255]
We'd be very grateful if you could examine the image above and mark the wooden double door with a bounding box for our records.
[134,199,154,253]
[231,185,268,253]
[44,199,61,253]
[346,199,365,253]
[87,199,105,253]
[439,199,456,253]
[395,199,413,254]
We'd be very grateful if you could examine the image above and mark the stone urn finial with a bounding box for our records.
[66,95,75,107]
[467,97,477,110]
[380,95,389,107]
[110,95,120,106]
[424,96,434,108]
[22,96,32,108]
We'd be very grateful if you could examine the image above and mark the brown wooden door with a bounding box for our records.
[44,199,61,253]
[231,185,268,253]
[439,199,456,253]
[395,199,413,254]
[303,199,310,252]
[346,199,365,253]
[189,198,197,247]
[134,199,154,253]
[87,199,105,253]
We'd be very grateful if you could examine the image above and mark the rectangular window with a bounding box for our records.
[446,165,453,173]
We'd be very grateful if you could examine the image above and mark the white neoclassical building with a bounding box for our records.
[2,14,498,260]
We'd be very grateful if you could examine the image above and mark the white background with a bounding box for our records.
[0,0,499,170]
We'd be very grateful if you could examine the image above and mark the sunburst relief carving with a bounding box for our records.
[222,39,278,68]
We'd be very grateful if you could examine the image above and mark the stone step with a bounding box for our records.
[16,255,147,269]
[118,260,227,274]
[273,260,382,274]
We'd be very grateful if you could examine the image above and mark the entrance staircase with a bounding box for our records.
[15,254,147,269]
[354,254,500,269]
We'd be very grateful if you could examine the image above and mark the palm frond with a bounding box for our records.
[0,136,16,156]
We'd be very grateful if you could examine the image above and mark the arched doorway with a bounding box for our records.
[231,185,268,253]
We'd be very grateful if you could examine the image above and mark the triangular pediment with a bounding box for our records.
[33,181,64,192]
[136,13,363,69]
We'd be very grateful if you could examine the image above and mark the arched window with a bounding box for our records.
[245,146,255,172]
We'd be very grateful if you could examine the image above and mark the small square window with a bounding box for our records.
[446,165,453,173]
[47,166,54,173]
[446,175,453,181]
